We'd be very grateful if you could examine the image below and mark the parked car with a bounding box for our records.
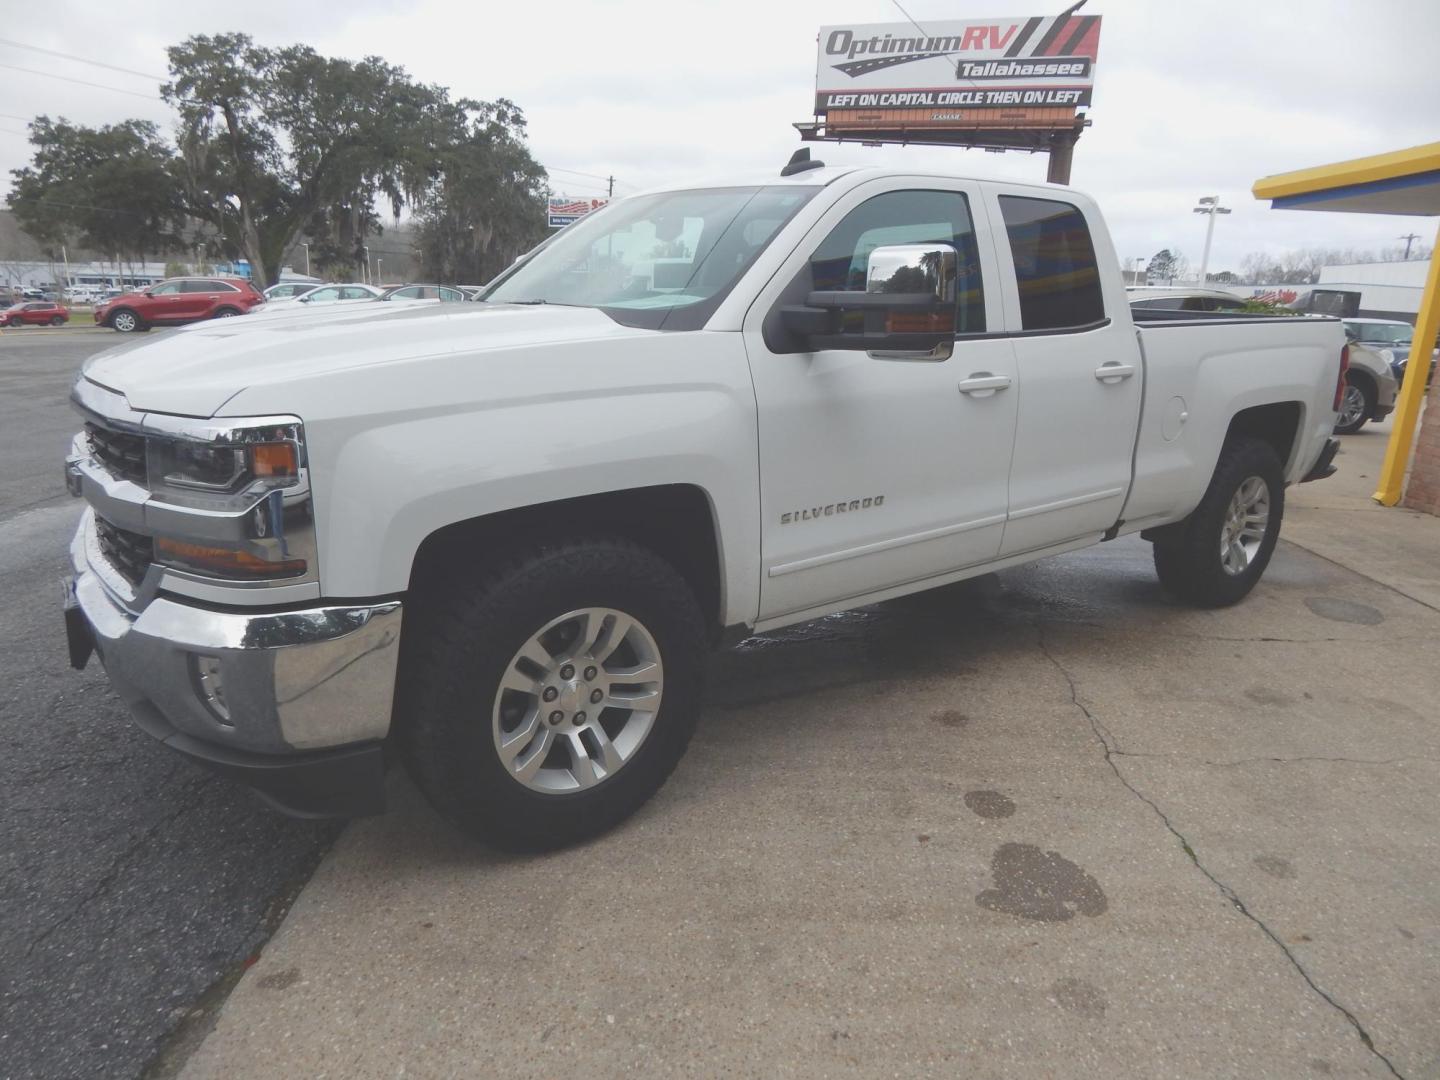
[380,284,467,302]
[1342,317,1436,390]
[263,281,322,301]
[63,160,1346,850]
[290,283,383,305]
[1,300,69,327]
[1126,287,1248,312]
[93,277,264,333]
[1334,342,1399,434]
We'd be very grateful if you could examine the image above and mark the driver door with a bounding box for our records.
[742,181,1017,623]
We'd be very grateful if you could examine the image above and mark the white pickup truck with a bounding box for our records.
[64,158,1346,850]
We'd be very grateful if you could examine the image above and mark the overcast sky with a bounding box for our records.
[2,0,1436,273]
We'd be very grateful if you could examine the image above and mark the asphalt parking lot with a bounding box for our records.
[0,331,339,1080]
[4,327,1438,1078]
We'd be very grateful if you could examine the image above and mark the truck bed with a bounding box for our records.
[1119,314,1344,533]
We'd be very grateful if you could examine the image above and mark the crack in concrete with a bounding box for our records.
[1104,749,1434,770]
[1031,620,1438,645]
[1035,623,1405,1080]
[1203,755,1430,769]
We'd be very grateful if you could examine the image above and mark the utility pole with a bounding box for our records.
[1194,196,1232,285]
[301,242,310,276]
[1399,232,1421,259]
[608,176,615,198]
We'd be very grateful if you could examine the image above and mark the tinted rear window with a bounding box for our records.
[998,196,1104,331]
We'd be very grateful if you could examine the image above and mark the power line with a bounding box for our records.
[1,112,32,123]
[0,36,166,82]
[547,166,614,183]
[889,0,983,87]
[0,62,164,101]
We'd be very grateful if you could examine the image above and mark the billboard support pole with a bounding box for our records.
[1046,128,1078,185]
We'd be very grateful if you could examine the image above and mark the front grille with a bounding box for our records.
[86,422,147,484]
[94,515,154,586]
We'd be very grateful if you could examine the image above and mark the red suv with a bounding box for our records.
[1,300,69,327]
[94,277,263,333]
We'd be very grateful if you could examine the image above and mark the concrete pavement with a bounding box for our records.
[173,427,1440,1079]
[1285,415,1440,612]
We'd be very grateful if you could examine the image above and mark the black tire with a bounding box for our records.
[109,308,141,333]
[212,306,240,319]
[1152,436,1285,608]
[1333,373,1374,435]
[397,536,706,851]
[49,315,64,326]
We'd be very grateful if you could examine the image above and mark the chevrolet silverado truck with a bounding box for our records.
[63,158,1346,850]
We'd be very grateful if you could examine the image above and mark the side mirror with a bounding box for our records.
[780,243,957,357]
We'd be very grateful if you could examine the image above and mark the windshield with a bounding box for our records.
[1347,321,1412,345]
[483,185,819,330]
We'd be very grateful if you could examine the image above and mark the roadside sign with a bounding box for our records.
[548,196,608,229]
[811,15,1100,140]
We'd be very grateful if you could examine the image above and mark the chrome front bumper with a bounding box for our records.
[69,508,403,760]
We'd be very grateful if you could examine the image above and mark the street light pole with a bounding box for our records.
[361,245,370,284]
[1194,196,1232,285]
[301,242,310,276]
[376,257,383,285]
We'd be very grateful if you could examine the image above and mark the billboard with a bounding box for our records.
[814,14,1100,127]
[548,196,609,229]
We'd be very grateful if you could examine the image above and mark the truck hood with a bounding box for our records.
[83,302,646,417]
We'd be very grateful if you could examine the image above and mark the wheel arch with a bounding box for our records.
[407,484,728,642]
[1224,400,1303,472]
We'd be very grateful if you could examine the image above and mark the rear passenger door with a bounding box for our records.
[174,279,220,319]
[985,188,1144,556]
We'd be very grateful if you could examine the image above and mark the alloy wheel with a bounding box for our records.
[491,607,663,794]
[1338,384,1367,429]
[1219,475,1270,576]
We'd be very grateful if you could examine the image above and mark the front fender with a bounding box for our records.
[246,332,761,628]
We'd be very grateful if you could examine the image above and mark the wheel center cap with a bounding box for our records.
[557,682,584,714]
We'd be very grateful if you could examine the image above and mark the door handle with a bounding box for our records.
[1094,362,1136,383]
[957,373,1012,397]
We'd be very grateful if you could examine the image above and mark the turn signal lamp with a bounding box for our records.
[156,538,307,579]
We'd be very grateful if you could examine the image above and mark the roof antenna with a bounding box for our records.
[781,147,825,177]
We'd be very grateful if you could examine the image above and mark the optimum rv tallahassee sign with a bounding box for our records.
[814,14,1101,132]
[548,196,609,229]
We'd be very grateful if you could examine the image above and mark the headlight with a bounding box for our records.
[141,417,315,582]
[146,420,303,508]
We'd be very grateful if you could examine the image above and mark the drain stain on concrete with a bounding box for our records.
[1304,596,1385,625]
[255,967,301,991]
[1244,686,1293,706]
[976,843,1108,922]
[1254,854,1297,879]
[964,790,1016,819]
[932,709,970,728]
[1049,977,1107,1019]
